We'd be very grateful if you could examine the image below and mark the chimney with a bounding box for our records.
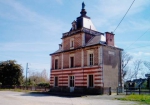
[105,32,115,46]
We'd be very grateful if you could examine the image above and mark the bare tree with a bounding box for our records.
[122,51,133,79]
[127,60,143,80]
[144,61,150,71]
[28,69,49,85]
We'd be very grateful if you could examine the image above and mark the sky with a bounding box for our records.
[0,0,150,78]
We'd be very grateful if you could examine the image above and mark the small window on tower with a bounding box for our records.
[55,59,58,69]
[71,40,74,47]
[72,21,76,30]
[70,38,74,49]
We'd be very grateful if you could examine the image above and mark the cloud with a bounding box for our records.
[0,42,60,52]
[129,52,150,58]
[91,0,150,32]
[0,0,69,37]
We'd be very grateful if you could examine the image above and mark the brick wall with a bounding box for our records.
[94,47,99,65]
[106,32,114,46]
[59,55,62,69]
[63,52,69,69]
[74,34,82,48]
[63,37,70,50]
[75,50,81,67]
[83,49,87,66]
[51,55,54,70]
[63,34,82,50]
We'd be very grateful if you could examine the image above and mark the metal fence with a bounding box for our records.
[0,85,50,92]
[124,87,150,95]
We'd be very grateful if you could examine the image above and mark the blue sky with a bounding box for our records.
[0,0,150,78]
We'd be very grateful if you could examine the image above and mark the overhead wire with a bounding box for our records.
[125,28,150,50]
[113,0,135,33]
[126,45,150,51]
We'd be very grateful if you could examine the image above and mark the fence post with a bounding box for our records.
[139,86,141,95]
[109,87,111,95]
[117,87,118,95]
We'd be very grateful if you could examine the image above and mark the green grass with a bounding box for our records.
[117,94,150,104]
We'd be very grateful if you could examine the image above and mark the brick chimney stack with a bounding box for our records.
[105,32,115,46]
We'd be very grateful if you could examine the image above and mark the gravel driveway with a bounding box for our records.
[0,91,139,105]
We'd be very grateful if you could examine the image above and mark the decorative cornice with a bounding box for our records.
[62,27,103,39]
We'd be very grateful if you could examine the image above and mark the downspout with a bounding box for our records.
[120,50,123,92]
[81,49,84,93]
[61,53,63,91]
[100,46,104,89]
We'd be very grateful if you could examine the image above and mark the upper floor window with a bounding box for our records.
[55,59,58,69]
[70,56,74,68]
[71,40,74,47]
[89,53,94,66]
[70,38,74,49]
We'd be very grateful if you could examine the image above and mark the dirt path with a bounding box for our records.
[0,91,139,105]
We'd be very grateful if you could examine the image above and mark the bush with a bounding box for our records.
[37,83,50,87]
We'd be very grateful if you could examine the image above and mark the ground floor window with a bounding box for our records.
[88,75,93,87]
[55,77,58,87]
[69,76,74,87]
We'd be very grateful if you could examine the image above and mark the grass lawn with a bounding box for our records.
[117,94,150,104]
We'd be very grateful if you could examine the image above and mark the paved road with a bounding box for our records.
[0,91,138,105]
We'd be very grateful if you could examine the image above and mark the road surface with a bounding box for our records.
[0,91,139,105]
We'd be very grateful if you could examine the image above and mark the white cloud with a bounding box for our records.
[129,52,150,58]
[0,0,69,37]
[91,0,150,32]
[0,42,60,52]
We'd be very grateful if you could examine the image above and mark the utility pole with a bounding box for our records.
[26,63,28,90]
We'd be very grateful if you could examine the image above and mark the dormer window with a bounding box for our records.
[70,38,74,49]
[72,21,77,31]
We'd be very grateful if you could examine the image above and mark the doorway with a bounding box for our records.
[69,76,74,92]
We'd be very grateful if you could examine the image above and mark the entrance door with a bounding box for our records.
[69,76,74,92]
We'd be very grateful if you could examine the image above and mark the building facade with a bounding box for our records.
[50,3,123,94]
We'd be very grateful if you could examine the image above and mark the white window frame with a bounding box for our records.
[89,53,94,66]
[87,50,94,66]
[68,75,75,87]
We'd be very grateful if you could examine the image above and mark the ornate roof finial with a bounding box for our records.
[82,2,85,9]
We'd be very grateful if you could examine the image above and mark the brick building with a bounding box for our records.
[50,3,123,94]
